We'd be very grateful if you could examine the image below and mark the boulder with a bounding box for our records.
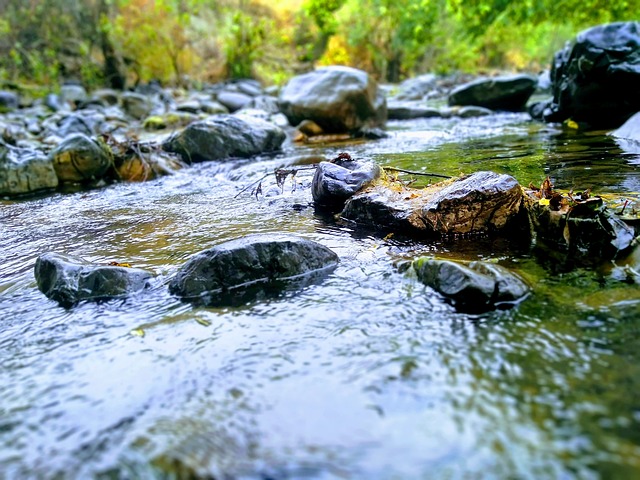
[0,143,59,196]
[49,133,113,183]
[393,74,437,101]
[278,66,387,133]
[169,234,339,306]
[448,74,537,111]
[342,171,527,237]
[163,114,285,163]
[34,252,152,307]
[412,258,529,312]
[312,156,381,211]
[541,21,640,128]
[59,83,88,107]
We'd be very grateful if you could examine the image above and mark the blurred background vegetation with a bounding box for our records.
[0,0,636,90]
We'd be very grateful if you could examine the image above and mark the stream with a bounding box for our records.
[2,112,640,478]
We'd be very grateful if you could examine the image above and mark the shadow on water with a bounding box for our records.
[1,113,640,478]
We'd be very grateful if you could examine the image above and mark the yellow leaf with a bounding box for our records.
[565,119,579,129]
[108,261,132,268]
[130,328,145,337]
[539,198,550,206]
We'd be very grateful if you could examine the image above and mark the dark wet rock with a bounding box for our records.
[393,74,437,101]
[175,99,202,114]
[343,171,527,237]
[527,194,637,264]
[0,91,19,111]
[278,66,387,133]
[163,114,285,162]
[0,143,58,196]
[115,150,185,182]
[312,157,381,211]
[49,133,113,183]
[543,22,640,128]
[34,252,152,307]
[387,102,442,120]
[448,74,538,111]
[412,257,529,312]
[200,99,229,115]
[121,92,155,119]
[216,91,253,112]
[168,234,339,306]
[90,89,120,106]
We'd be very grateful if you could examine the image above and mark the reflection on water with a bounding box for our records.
[1,114,640,478]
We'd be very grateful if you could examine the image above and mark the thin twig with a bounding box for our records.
[383,166,451,179]
[234,173,271,198]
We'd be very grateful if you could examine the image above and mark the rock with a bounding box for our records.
[393,74,437,101]
[412,257,529,312]
[527,195,637,264]
[168,234,339,306]
[611,111,640,142]
[175,99,202,114]
[235,79,263,97]
[0,143,59,196]
[247,95,280,114]
[163,114,285,163]
[59,83,88,107]
[0,91,19,111]
[89,89,120,106]
[343,171,527,237]
[115,150,185,181]
[49,134,113,183]
[296,119,324,136]
[278,66,387,133]
[312,157,381,211]
[121,92,155,119]
[543,22,640,128]
[387,102,442,120]
[216,91,253,112]
[448,74,538,111]
[56,113,94,137]
[200,100,229,115]
[34,252,152,307]
[456,105,493,118]
[610,111,640,154]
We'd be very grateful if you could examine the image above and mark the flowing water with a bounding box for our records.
[1,113,640,479]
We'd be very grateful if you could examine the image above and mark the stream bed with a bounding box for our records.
[2,113,640,478]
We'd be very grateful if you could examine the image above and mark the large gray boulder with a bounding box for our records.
[49,133,113,183]
[413,258,529,313]
[537,22,640,128]
[163,114,286,163]
[35,252,152,307]
[447,74,537,111]
[312,156,381,211]
[342,171,527,237]
[278,66,387,133]
[169,234,339,306]
[0,143,59,196]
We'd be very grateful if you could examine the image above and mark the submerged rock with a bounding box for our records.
[413,257,529,313]
[163,114,285,163]
[0,143,59,196]
[312,155,381,211]
[169,234,339,306]
[448,74,537,111]
[541,21,640,128]
[34,252,152,307]
[49,133,113,183]
[342,171,527,237]
[278,66,387,133]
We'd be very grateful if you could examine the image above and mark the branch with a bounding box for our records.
[383,167,451,179]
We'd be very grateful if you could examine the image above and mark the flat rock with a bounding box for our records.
[169,234,339,306]
[342,171,527,237]
[35,252,152,307]
[163,114,285,162]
